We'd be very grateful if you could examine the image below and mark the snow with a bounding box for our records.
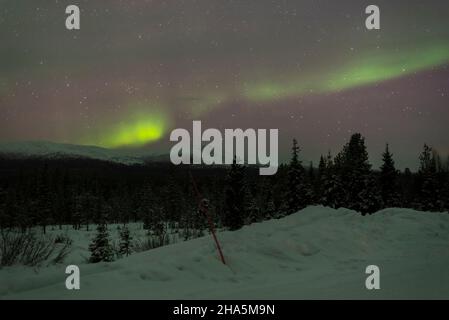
[1,206,449,299]
[0,141,163,165]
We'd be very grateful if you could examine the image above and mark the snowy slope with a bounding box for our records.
[1,206,449,299]
[0,141,164,165]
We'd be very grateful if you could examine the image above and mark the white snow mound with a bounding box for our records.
[1,206,449,299]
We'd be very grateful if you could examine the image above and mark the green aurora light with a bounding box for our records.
[244,43,449,102]
[82,109,170,148]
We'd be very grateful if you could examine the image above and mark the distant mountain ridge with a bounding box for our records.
[0,141,168,164]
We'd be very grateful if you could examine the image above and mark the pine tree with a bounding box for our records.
[318,155,326,182]
[0,187,6,229]
[335,133,374,213]
[265,197,277,220]
[379,144,400,207]
[139,184,159,232]
[192,201,207,238]
[441,174,449,212]
[358,174,383,214]
[417,144,439,211]
[307,161,317,204]
[89,221,114,263]
[244,187,261,224]
[74,192,98,231]
[142,207,154,231]
[285,139,309,214]
[401,168,414,208]
[34,174,53,234]
[180,206,194,241]
[119,224,133,257]
[164,173,184,224]
[318,152,339,207]
[223,158,245,230]
[259,179,277,220]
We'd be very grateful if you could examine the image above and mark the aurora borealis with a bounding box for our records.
[1,0,448,169]
[79,104,171,148]
[244,42,449,102]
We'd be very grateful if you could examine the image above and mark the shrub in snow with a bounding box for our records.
[54,233,72,245]
[133,234,171,252]
[0,229,72,267]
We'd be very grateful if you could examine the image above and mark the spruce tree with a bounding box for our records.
[318,155,326,183]
[180,205,194,240]
[119,224,133,257]
[244,187,261,224]
[265,197,277,220]
[89,221,114,263]
[401,168,414,208]
[164,173,183,224]
[192,202,207,238]
[320,152,344,208]
[335,133,374,213]
[358,174,383,214]
[417,144,439,211]
[379,144,400,207]
[285,139,309,214]
[307,161,317,204]
[441,174,449,212]
[139,184,160,233]
[142,207,155,231]
[224,158,245,230]
[260,179,277,220]
[34,180,53,234]
[0,188,6,229]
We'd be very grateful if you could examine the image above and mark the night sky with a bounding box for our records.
[1,0,448,170]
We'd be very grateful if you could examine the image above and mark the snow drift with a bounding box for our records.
[1,206,448,299]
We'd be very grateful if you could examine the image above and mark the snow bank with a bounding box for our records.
[1,206,448,299]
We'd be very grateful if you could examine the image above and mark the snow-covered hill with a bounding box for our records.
[0,141,166,164]
[1,206,449,299]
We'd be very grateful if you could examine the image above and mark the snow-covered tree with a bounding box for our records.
[318,151,342,208]
[119,224,133,257]
[192,204,207,238]
[89,221,114,263]
[358,174,383,215]
[244,187,261,224]
[334,133,374,213]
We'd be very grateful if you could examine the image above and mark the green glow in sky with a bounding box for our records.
[104,118,165,148]
[84,108,170,148]
[190,91,227,117]
[244,43,449,102]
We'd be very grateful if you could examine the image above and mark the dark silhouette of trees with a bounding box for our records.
[0,132,447,238]
[285,139,310,214]
[379,144,400,207]
[223,158,246,230]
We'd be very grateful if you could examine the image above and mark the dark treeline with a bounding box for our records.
[1,133,448,234]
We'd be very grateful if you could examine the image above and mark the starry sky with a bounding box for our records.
[0,0,448,169]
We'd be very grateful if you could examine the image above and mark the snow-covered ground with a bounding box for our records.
[24,223,177,265]
[1,206,449,299]
[0,141,162,164]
